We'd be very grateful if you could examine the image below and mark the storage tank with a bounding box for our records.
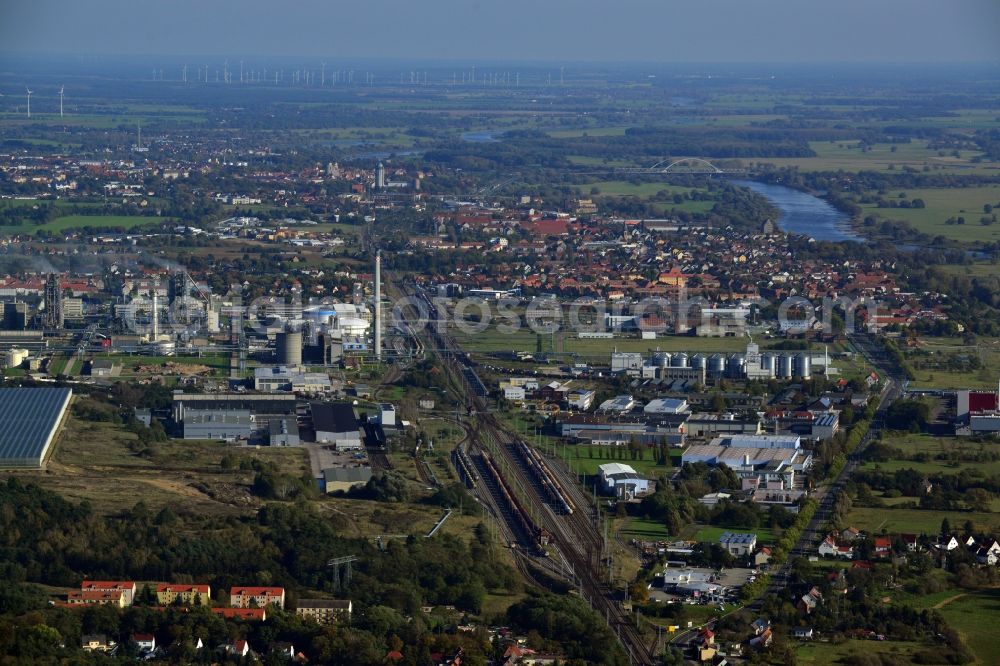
[708,354,726,379]
[277,330,303,367]
[794,352,812,379]
[670,352,688,368]
[651,351,672,368]
[726,353,746,379]
[690,354,707,370]
[760,353,776,375]
[776,353,794,379]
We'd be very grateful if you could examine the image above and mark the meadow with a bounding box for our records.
[859,185,1000,243]
[751,139,998,174]
[936,588,1000,666]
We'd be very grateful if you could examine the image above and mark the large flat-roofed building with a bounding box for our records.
[312,403,361,449]
[682,444,812,488]
[182,409,253,440]
[171,392,296,423]
[0,387,72,468]
[708,435,801,450]
[254,366,332,393]
[685,413,762,437]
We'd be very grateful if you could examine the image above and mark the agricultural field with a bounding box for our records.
[751,139,998,174]
[845,506,1000,536]
[859,185,1000,243]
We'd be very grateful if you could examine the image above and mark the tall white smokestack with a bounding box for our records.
[375,251,382,362]
[152,286,159,341]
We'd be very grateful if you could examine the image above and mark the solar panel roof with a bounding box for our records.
[0,387,72,466]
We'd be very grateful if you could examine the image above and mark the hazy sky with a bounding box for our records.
[1,0,999,63]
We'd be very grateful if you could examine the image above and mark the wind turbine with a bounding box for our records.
[58,85,64,117]
[25,87,33,118]
[321,61,326,87]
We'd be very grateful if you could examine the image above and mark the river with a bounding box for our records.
[733,179,862,243]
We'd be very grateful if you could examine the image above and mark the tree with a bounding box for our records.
[941,517,951,537]
[965,488,992,513]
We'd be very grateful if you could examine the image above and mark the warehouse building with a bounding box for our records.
[0,387,72,468]
[182,409,253,440]
[268,417,300,446]
[598,462,654,499]
[171,392,296,423]
[312,403,361,449]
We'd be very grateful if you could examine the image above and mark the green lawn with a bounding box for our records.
[690,525,777,545]
[569,447,676,479]
[937,588,1000,666]
[620,518,671,541]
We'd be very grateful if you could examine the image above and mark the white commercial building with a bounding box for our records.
[644,398,689,415]
[598,462,653,499]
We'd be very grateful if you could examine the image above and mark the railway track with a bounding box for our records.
[396,282,655,665]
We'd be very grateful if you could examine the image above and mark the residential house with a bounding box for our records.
[223,639,252,658]
[81,635,116,653]
[211,607,267,621]
[66,590,126,607]
[132,634,156,653]
[873,536,892,558]
[750,618,771,637]
[797,587,822,614]
[156,583,211,606]
[841,527,861,543]
[792,627,815,640]
[81,580,136,606]
[230,586,286,609]
[296,599,353,625]
[818,533,854,559]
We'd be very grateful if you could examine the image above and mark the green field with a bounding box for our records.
[907,336,1000,389]
[580,180,702,198]
[860,185,1000,243]
[563,335,750,356]
[751,139,997,174]
[795,639,926,665]
[0,213,170,235]
[549,126,631,138]
[451,326,540,353]
[937,588,1000,666]
[845,506,1000,536]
